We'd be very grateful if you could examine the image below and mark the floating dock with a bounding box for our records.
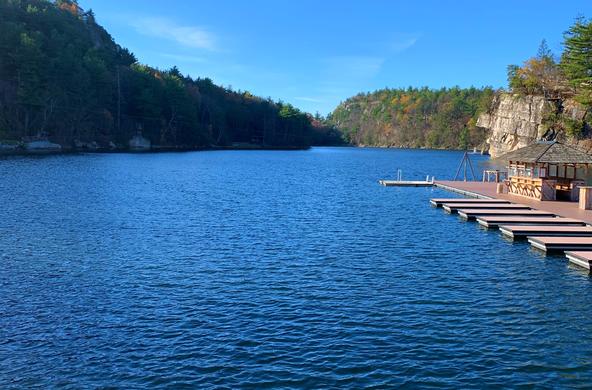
[458,209,554,220]
[565,251,592,270]
[528,236,592,252]
[476,216,586,229]
[432,182,493,199]
[420,179,592,271]
[379,180,433,187]
[442,203,530,214]
[430,198,509,207]
[499,225,592,240]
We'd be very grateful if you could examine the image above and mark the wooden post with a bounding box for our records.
[579,187,592,210]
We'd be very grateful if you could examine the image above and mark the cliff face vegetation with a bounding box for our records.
[0,0,335,150]
[328,87,494,149]
[480,19,592,157]
[478,93,589,157]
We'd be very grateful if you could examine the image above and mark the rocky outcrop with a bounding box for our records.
[478,93,590,158]
[477,94,553,157]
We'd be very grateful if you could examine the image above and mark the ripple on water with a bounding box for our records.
[1,148,592,388]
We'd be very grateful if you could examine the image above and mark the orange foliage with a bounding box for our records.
[399,95,411,106]
[58,2,80,16]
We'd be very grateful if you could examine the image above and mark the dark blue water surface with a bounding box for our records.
[1,147,592,389]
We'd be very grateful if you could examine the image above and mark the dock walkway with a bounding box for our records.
[458,209,554,220]
[477,216,585,229]
[528,236,592,252]
[499,225,592,240]
[442,203,530,214]
[430,198,509,207]
[379,180,433,187]
[434,181,592,224]
[379,177,592,270]
[565,251,592,270]
[426,181,592,271]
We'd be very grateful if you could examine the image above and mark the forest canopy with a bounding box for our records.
[328,87,494,150]
[507,17,592,105]
[0,0,338,149]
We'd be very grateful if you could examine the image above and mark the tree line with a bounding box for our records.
[328,17,592,150]
[507,17,592,105]
[506,17,592,138]
[0,0,338,149]
[328,86,494,150]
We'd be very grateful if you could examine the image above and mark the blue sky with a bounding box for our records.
[79,0,592,115]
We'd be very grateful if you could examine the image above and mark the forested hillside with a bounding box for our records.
[328,87,494,149]
[0,0,336,150]
[478,17,592,157]
[328,17,592,151]
[503,18,592,140]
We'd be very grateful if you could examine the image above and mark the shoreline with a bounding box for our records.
[0,143,491,157]
[0,144,315,157]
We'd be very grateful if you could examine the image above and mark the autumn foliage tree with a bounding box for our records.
[329,87,494,149]
[507,40,566,98]
[507,18,592,105]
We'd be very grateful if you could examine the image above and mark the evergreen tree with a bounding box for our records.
[537,39,553,60]
[560,17,592,104]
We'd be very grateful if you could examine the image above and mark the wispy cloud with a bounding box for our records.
[294,96,325,103]
[390,34,420,53]
[131,17,216,50]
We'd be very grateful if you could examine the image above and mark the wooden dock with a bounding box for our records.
[442,203,530,214]
[476,216,586,229]
[499,225,592,240]
[430,198,509,207]
[426,183,592,271]
[433,182,494,199]
[565,251,592,270]
[379,180,433,187]
[528,236,592,252]
[458,209,554,220]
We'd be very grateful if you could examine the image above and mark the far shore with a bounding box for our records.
[0,143,316,157]
[0,142,492,157]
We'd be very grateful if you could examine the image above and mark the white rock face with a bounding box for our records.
[129,133,151,151]
[477,93,553,158]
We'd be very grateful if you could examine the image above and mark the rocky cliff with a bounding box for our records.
[477,93,591,157]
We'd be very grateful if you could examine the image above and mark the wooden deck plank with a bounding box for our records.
[565,251,592,270]
[443,203,530,214]
[477,216,586,229]
[458,209,554,220]
[528,236,592,252]
[499,225,592,240]
[430,198,510,207]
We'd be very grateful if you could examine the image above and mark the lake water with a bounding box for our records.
[1,147,592,388]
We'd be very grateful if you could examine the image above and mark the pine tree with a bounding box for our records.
[560,17,592,103]
[537,39,553,60]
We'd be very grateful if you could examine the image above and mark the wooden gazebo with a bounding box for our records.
[498,141,592,201]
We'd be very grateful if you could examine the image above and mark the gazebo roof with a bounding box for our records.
[498,141,592,164]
